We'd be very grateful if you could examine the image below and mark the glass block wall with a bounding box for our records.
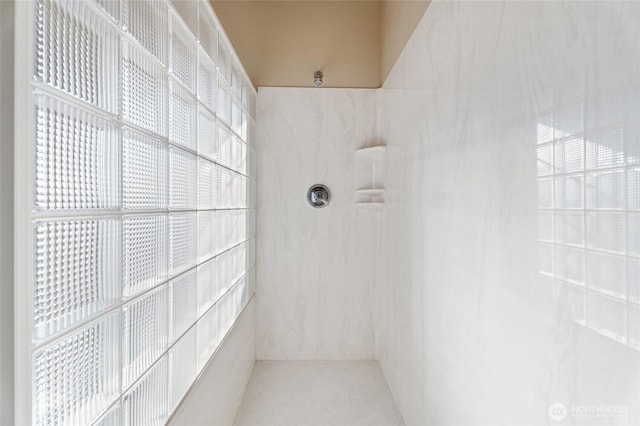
[29,0,256,424]
[536,92,640,352]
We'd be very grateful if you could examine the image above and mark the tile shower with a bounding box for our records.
[4,0,640,425]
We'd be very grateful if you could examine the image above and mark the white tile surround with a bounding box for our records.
[256,88,378,360]
[255,1,640,425]
[233,361,404,426]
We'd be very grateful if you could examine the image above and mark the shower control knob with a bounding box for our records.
[307,184,330,208]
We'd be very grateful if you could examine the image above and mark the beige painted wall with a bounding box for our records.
[381,1,429,81]
[212,0,429,88]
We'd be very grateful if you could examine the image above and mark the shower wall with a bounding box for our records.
[256,88,377,360]
[375,1,640,425]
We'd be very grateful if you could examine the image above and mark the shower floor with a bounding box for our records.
[233,360,405,426]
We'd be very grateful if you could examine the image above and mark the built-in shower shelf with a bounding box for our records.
[356,188,385,196]
[355,145,386,156]
[356,202,385,211]
[355,145,386,209]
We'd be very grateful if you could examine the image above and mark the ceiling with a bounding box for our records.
[210,1,430,88]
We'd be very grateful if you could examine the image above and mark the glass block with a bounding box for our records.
[629,304,640,350]
[35,0,118,113]
[232,172,244,203]
[169,11,197,93]
[94,0,120,22]
[537,210,553,242]
[122,39,168,137]
[217,76,232,126]
[586,252,626,299]
[249,209,257,238]
[169,79,197,150]
[629,213,640,257]
[555,174,584,210]
[169,268,197,343]
[33,312,119,426]
[231,99,243,138]
[249,238,256,269]
[626,123,640,165]
[197,158,215,210]
[215,210,228,253]
[123,215,168,298]
[587,292,626,344]
[197,211,213,263]
[629,167,640,210]
[233,136,248,175]
[122,285,168,389]
[171,0,198,36]
[554,211,584,247]
[231,61,242,95]
[33,218,120,342]
[249,267,256,297]
[554,138,583,174]
[123,355,168,426]
[586,129,625,170]
[122,0,167,65]
[248,146,257,179]
[197,304,218,370]
[122,130,168,210]
[169,213,197,277]
[238,174,249,208]
[247,93,257,122]
[34,94,120,212]
[586,169,625,210]
[586,212,626,254]
[241,77,250,105]
[536,114,554,144]
[198,48,217,113]
[216,166,230,209]
[237,210,249,246]
[249,178,257,209]
[555,245,585,285]
[554,103,584,138]
[197,0,218,64]
[217,292,232,339]
[169,327,197,412]
[93,403,120,426]
[217,36,232,84]
[197,258,216,316]
[218,242,248,295]
[169,146,197,210]
[629,258,640,304]
[247,117,256,147]
[238,110,247,143]
[198,106,217,160]
[537,178,553,209]
[237,274,250,308]
[217,122,232,167]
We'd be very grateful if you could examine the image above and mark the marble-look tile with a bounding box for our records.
[169,300,256,426]
[376,1,640,425]
[233,361,404,426]
[256,88,378,360]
